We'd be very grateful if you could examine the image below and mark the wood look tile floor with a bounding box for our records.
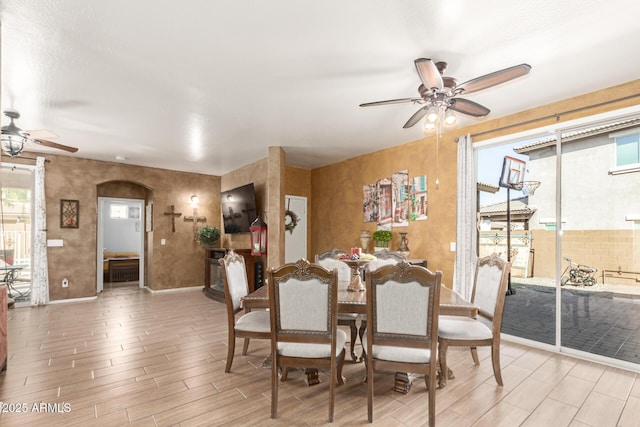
[1,285,639,426]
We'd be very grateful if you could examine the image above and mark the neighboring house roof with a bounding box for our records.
[514,118,640,154]
[480,198,535,218]
[478,181,499,193]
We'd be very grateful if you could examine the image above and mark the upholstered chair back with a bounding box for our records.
[220,250,249,313]
[316,257,351,290]
[471,253,510,321]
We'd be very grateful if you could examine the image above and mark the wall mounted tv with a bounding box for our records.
[221,183,258,234]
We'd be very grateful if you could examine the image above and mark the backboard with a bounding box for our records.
[499,156,526,189]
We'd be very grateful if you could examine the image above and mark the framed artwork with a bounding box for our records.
[499,156,526,189]
[60,199,79,228]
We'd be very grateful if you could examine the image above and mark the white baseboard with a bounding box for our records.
[49,296,98,304]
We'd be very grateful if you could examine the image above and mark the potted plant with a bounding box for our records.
[198,225,221,247]
[372,230,392,250]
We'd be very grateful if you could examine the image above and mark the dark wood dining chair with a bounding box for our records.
[268,259,346,423]
[364,261,441,426]
[437,253,511,388]
[220,250,271,373]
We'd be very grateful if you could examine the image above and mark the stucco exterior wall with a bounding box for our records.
[528,130,640,230]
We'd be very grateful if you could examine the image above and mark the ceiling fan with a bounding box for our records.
[360,58,531,129]
[1,110,78,157]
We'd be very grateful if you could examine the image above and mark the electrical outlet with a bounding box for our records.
[62,278,69,288]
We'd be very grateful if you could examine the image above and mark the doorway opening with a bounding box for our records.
[0,163,34,304]
[96,180,152,293]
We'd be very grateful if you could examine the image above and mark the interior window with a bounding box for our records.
[110,204,128,219]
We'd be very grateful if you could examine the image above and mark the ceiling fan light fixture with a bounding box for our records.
[1,116,27,157]
[1,133,26,157]
[426,107,439,123]
[444,109,457,125]
[423,120,436,131]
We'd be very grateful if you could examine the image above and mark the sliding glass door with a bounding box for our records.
[476,110,640,367]
[559,116,640,364]
[477,138,556,346]
[0,163,34,303]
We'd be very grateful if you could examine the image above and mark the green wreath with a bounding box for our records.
[284,209,299,234]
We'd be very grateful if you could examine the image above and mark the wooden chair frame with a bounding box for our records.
[365,261,441,426]
[268,259,345,422]
[220,250,270,373]
[437,253,511,388]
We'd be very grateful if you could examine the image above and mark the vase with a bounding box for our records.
[397,232,410,257]
[359,230,371,253]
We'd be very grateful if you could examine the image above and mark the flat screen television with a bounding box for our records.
[221,183,258,234]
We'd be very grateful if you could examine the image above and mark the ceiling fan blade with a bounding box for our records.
[25,129,59,140]
[449,98,490,118]
[414,58,443,90]
[359,98,422,107]
[403,106,429,129]
[33,138,78,153]
[455,63,531,95]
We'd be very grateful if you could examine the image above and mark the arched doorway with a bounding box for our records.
[96,181,153,292]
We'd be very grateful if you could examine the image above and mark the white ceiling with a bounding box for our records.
[1,0,640,175]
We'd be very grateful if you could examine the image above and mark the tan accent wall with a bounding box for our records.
[267,147,285,270]
[40,153,220,300]
[309,79,640,288]
[285,165,312,259]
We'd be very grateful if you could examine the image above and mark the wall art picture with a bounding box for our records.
[391,170,409,227]
[362,184,378,223]
[410,175,428,221]
[376,177,393,227]
[60,199,79,228]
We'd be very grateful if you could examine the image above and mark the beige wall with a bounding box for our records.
[284,165,312,259]
[40,154,220,300]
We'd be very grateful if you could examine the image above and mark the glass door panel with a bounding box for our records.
[1,164,34,303]
[559,117,640,363]
[477,139,556,345]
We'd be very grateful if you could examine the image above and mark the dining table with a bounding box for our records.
[241,280,478,392]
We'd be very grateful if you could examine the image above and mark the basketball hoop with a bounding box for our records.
[518,181,541,196]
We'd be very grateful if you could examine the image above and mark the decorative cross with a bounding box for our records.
[184,208,207,241]
[163,205,182,232]
[241,203,257,225]
[223,206,242,229]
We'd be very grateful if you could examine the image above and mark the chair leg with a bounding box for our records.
[225,333,236,373]
[491,343,503,386]
[358,320,367,362]
[437,339,448,388]
[337,349,346,385]
[428,365,436,427]
[470,346,480,365]
[242,338,250,355]
[367,358,373,423]
[329,356,336,422]
[349,320,358,361]
[271,355,278,418]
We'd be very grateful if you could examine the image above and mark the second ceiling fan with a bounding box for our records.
[360,58,531,128]
[1,110,78,157]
